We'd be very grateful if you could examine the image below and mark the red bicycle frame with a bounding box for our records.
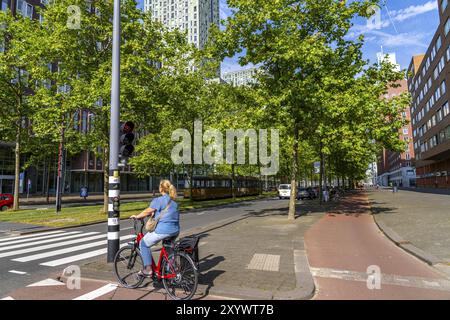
[134,226,177,280]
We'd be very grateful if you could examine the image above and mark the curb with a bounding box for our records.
[372,216,441,266]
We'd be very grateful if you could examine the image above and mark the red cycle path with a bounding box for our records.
[304,192,450,300]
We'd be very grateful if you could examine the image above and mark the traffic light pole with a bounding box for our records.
[107,0,121,263]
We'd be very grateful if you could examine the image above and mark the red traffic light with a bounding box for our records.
[121,121,135,134]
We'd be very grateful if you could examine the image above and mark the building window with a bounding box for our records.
[438,56,445,74]
[443,102,450,117]
[436,36,442,52]
[437,108,443,122]
[1,0,8,11]
[81,110,87,133]
[16,0,33,18]
[442,0,448,13]
[73,111,79,131]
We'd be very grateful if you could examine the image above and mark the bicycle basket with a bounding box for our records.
[176,236,200,268]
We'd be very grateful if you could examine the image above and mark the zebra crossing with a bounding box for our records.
[0,229,135,268]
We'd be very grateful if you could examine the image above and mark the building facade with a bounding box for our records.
[143,0,219,49]
[377,51,401,72]
[377,78,416,188]
[408,0,450,189]
[222,67,259,87]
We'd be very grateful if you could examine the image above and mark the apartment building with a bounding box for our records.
[143,0,219,49]
[377,79,416,188]
[407,0,450,189]
[222,67,260,87]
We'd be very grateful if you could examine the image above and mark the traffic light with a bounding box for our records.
[119,121,135,165]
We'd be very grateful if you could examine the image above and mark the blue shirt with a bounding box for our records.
[149,194,180,235]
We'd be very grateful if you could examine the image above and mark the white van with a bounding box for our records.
[278,184,291,199]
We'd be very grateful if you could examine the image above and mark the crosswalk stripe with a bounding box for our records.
[0,234,107,259]
[73,284,118,300]
[27,278,65,287]
[0,296,14,300]
[40,237,133,267]
[13,238,113,262]
[0,231,66,243]
[8,270,27,275]
[0,232,91,252]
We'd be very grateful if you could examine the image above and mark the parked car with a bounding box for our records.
[278,184,291,199]
[297,188,311,200]
[306,187,317,199]
[0,194,13,212]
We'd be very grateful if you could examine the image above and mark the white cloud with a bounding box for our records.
[350,0,438,36]
[390,1,438,22]
[368,30,430,49]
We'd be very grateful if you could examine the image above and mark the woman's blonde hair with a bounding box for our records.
[160,180,177,200]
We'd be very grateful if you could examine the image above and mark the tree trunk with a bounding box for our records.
[288,126,299,220]
[231,163,236,200]
[319,144,324,204]
[102,147,109,214]
[46,157,52,204]
[13,125,20,211]
[55,124,65,213]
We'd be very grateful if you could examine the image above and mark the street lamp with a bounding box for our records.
[107,0,121,263]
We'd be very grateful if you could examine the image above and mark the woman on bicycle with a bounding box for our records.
[130,180,180,278]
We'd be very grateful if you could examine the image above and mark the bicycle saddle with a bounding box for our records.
[162,235,178,247]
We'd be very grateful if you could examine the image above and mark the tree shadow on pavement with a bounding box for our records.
[370,206,396,215]
[196,254,226,299]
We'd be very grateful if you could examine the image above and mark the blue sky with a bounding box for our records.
[138,0,441,74]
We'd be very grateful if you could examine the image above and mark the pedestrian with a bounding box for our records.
[130,180,180,278]
[80,186,88,200]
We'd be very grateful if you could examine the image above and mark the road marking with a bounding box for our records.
[0,296,14,300]
[40,237,133,267]
[0,231,66,244]
[122,227,133,231]
[0,232,94,252]
[197,212,206,216]
[0,234,106,259]
[310,267,450,291]
[247,254,280,272]
[199,241,207,247]
[13,240,109,262]
[73,283,118,300]
[423,280,440,287]
[8,270,27,275]
[27,278,65,287]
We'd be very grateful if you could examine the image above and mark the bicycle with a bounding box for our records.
[113,218,199,300]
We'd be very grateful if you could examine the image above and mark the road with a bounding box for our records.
[305,192,450,299]
[0,197,282,298]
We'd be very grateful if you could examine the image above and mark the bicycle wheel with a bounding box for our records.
[162,251,198,300]
[114,245,145,289]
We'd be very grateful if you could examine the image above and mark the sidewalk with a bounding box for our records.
[57,200,335,300]
[369,189,450,277]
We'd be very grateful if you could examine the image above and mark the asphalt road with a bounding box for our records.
[0,197,285,298]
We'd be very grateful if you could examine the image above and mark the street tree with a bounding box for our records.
[0,11,40,210]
